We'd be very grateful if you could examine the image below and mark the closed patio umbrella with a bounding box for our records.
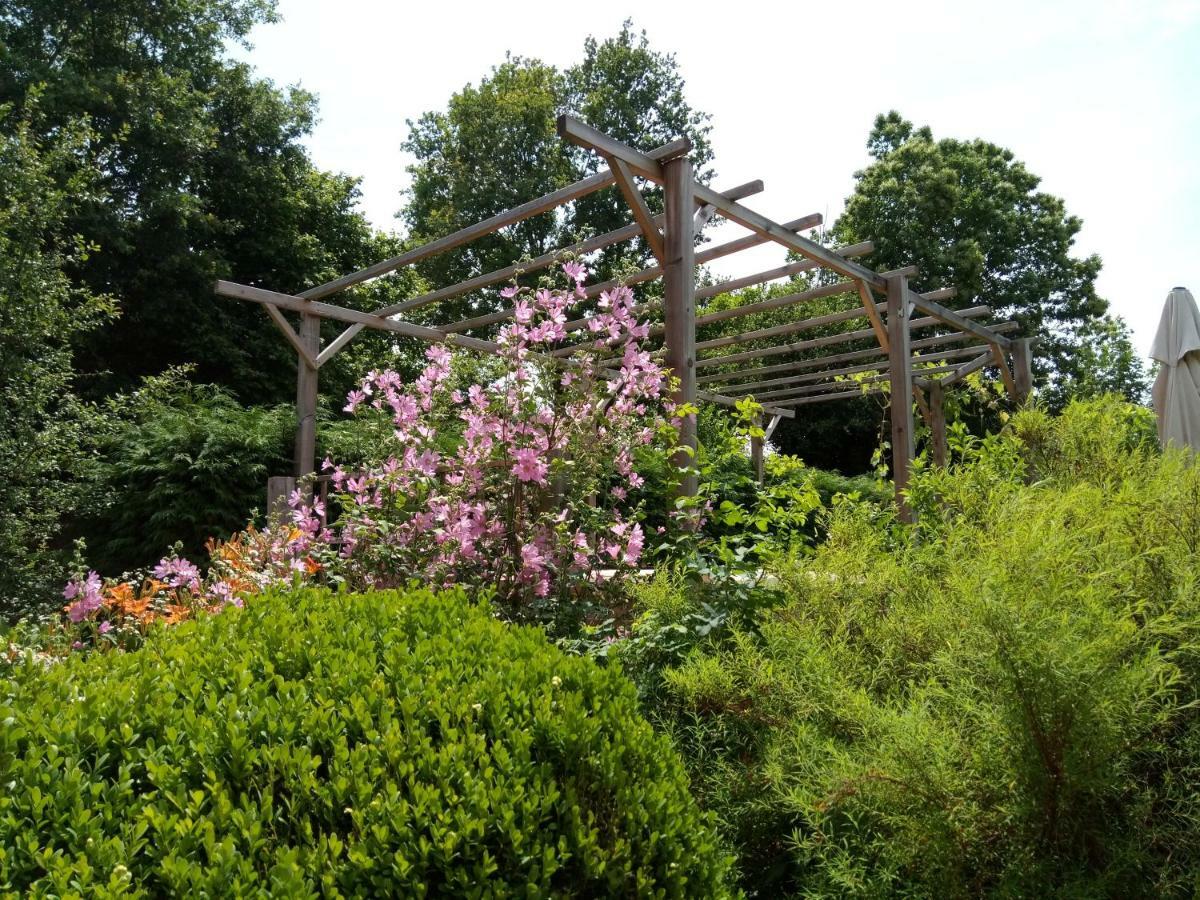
[1151,286,1200,452]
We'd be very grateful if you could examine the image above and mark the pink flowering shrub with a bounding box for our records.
[305,263,686,623]
[50,265,689,649]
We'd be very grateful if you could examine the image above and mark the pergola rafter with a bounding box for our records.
[214,117,1033,521]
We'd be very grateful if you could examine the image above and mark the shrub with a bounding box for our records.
[655,397,1200,897]
[79,375,294,574]
[0,587,733,896]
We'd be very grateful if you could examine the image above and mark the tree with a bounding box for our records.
[0,0,412,404]
[831,111,1146,405]
[0,108,115,619]
[401,21,714,317]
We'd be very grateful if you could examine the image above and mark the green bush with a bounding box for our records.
[0,587,732,896]
[78,377,295,574]
[657,397,1200,897]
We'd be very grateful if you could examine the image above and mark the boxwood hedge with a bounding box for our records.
[0,588,732,897]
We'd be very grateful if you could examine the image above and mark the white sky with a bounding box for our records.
[231,0,1200,357]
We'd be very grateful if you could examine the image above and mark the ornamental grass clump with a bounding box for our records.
[0,587,733,896]
[655,397,1200,897]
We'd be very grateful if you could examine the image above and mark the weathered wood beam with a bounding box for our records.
[294,313,321,478]
[769,385,890,407]
[690,182,890,289]
[663,154,698,496]
[764,413,784,442]
[263,305,317,370]
[607,156,665,262]
[743,363,957,401]
[216,280,502,355]
[695,179,763,228]
[697,390,794,419]
[439,181,781,337]
[928,381,947,467]
[557,115,689,181]
[301,137,689,303]
[717,345,988,395]
[693,303,994,369]
[558,214,836,329]
[991,341,1019,400]
[933,350,995,385]
[1012,337,1034,401]
[887,274,915,523]
[751,411,764,483]
[856,279,889,352]
[698,330,1002,387]
[908,289,1012,350]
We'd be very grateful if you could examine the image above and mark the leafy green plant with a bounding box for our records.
[0,586,733,896]
[78,374,294,575]
[658,397,1200,897]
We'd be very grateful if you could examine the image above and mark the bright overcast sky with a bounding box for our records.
[231,0,1200,357]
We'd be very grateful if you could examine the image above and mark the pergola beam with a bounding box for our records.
[606,156,665,262]
[299,136,691,304]
[440,180,780,336]
[745,362,958,402]
[717,345,990,395]
[694,306,996,369]
[696,318,1012,387]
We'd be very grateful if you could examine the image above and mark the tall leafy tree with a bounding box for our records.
[401,21,714,317]
[0,0,408,404]
[0,108,114,618]
[831,111,1146,404]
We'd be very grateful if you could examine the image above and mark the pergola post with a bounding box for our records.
[751,411,765,483]
[1012,337,1034,402]
[887,275,915,521]
[663,153,697,497]
[294,312,321,479]
[928,380,948,468]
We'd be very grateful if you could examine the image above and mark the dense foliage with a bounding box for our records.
[646,398,1200,896]
[0,0,418,404]
[832,111,1147,405]
[0,109,115,620]
[0,586,733,895]
[78,377,294,575]
[402,21,713,309]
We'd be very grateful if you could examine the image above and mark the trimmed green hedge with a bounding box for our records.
[0,588,731,897]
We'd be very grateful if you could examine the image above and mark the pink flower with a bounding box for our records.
[562,261,587,283]
[345,389,368,413]
[512,448,549,484]
[98,621,113,635]
[153,557,201,591]
[64,571,103,623]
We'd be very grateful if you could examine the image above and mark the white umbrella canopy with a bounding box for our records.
[1151,287,1200,452]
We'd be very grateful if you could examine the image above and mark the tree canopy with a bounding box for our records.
[831,111,1146,404]
[0,0,411,404]
[401,21,714,317]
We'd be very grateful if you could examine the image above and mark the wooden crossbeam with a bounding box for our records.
[745,362,958,402]
[303,136,691,304]
[856,279,889,352]
[908,289,1012,350]
[696,321,1017,386]
[690,182,890,290]
[934,350,995,385]
[440,182,785,336]
[717,345,990,395]
[217,281,502,355]
[693,305,995,369]
[565,214,836,319]
[557,115,687,181]
[263,305,318,370]
[607,156,665,262]
[699,390,794,419]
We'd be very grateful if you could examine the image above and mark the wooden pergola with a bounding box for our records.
[215,117,1032,520]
